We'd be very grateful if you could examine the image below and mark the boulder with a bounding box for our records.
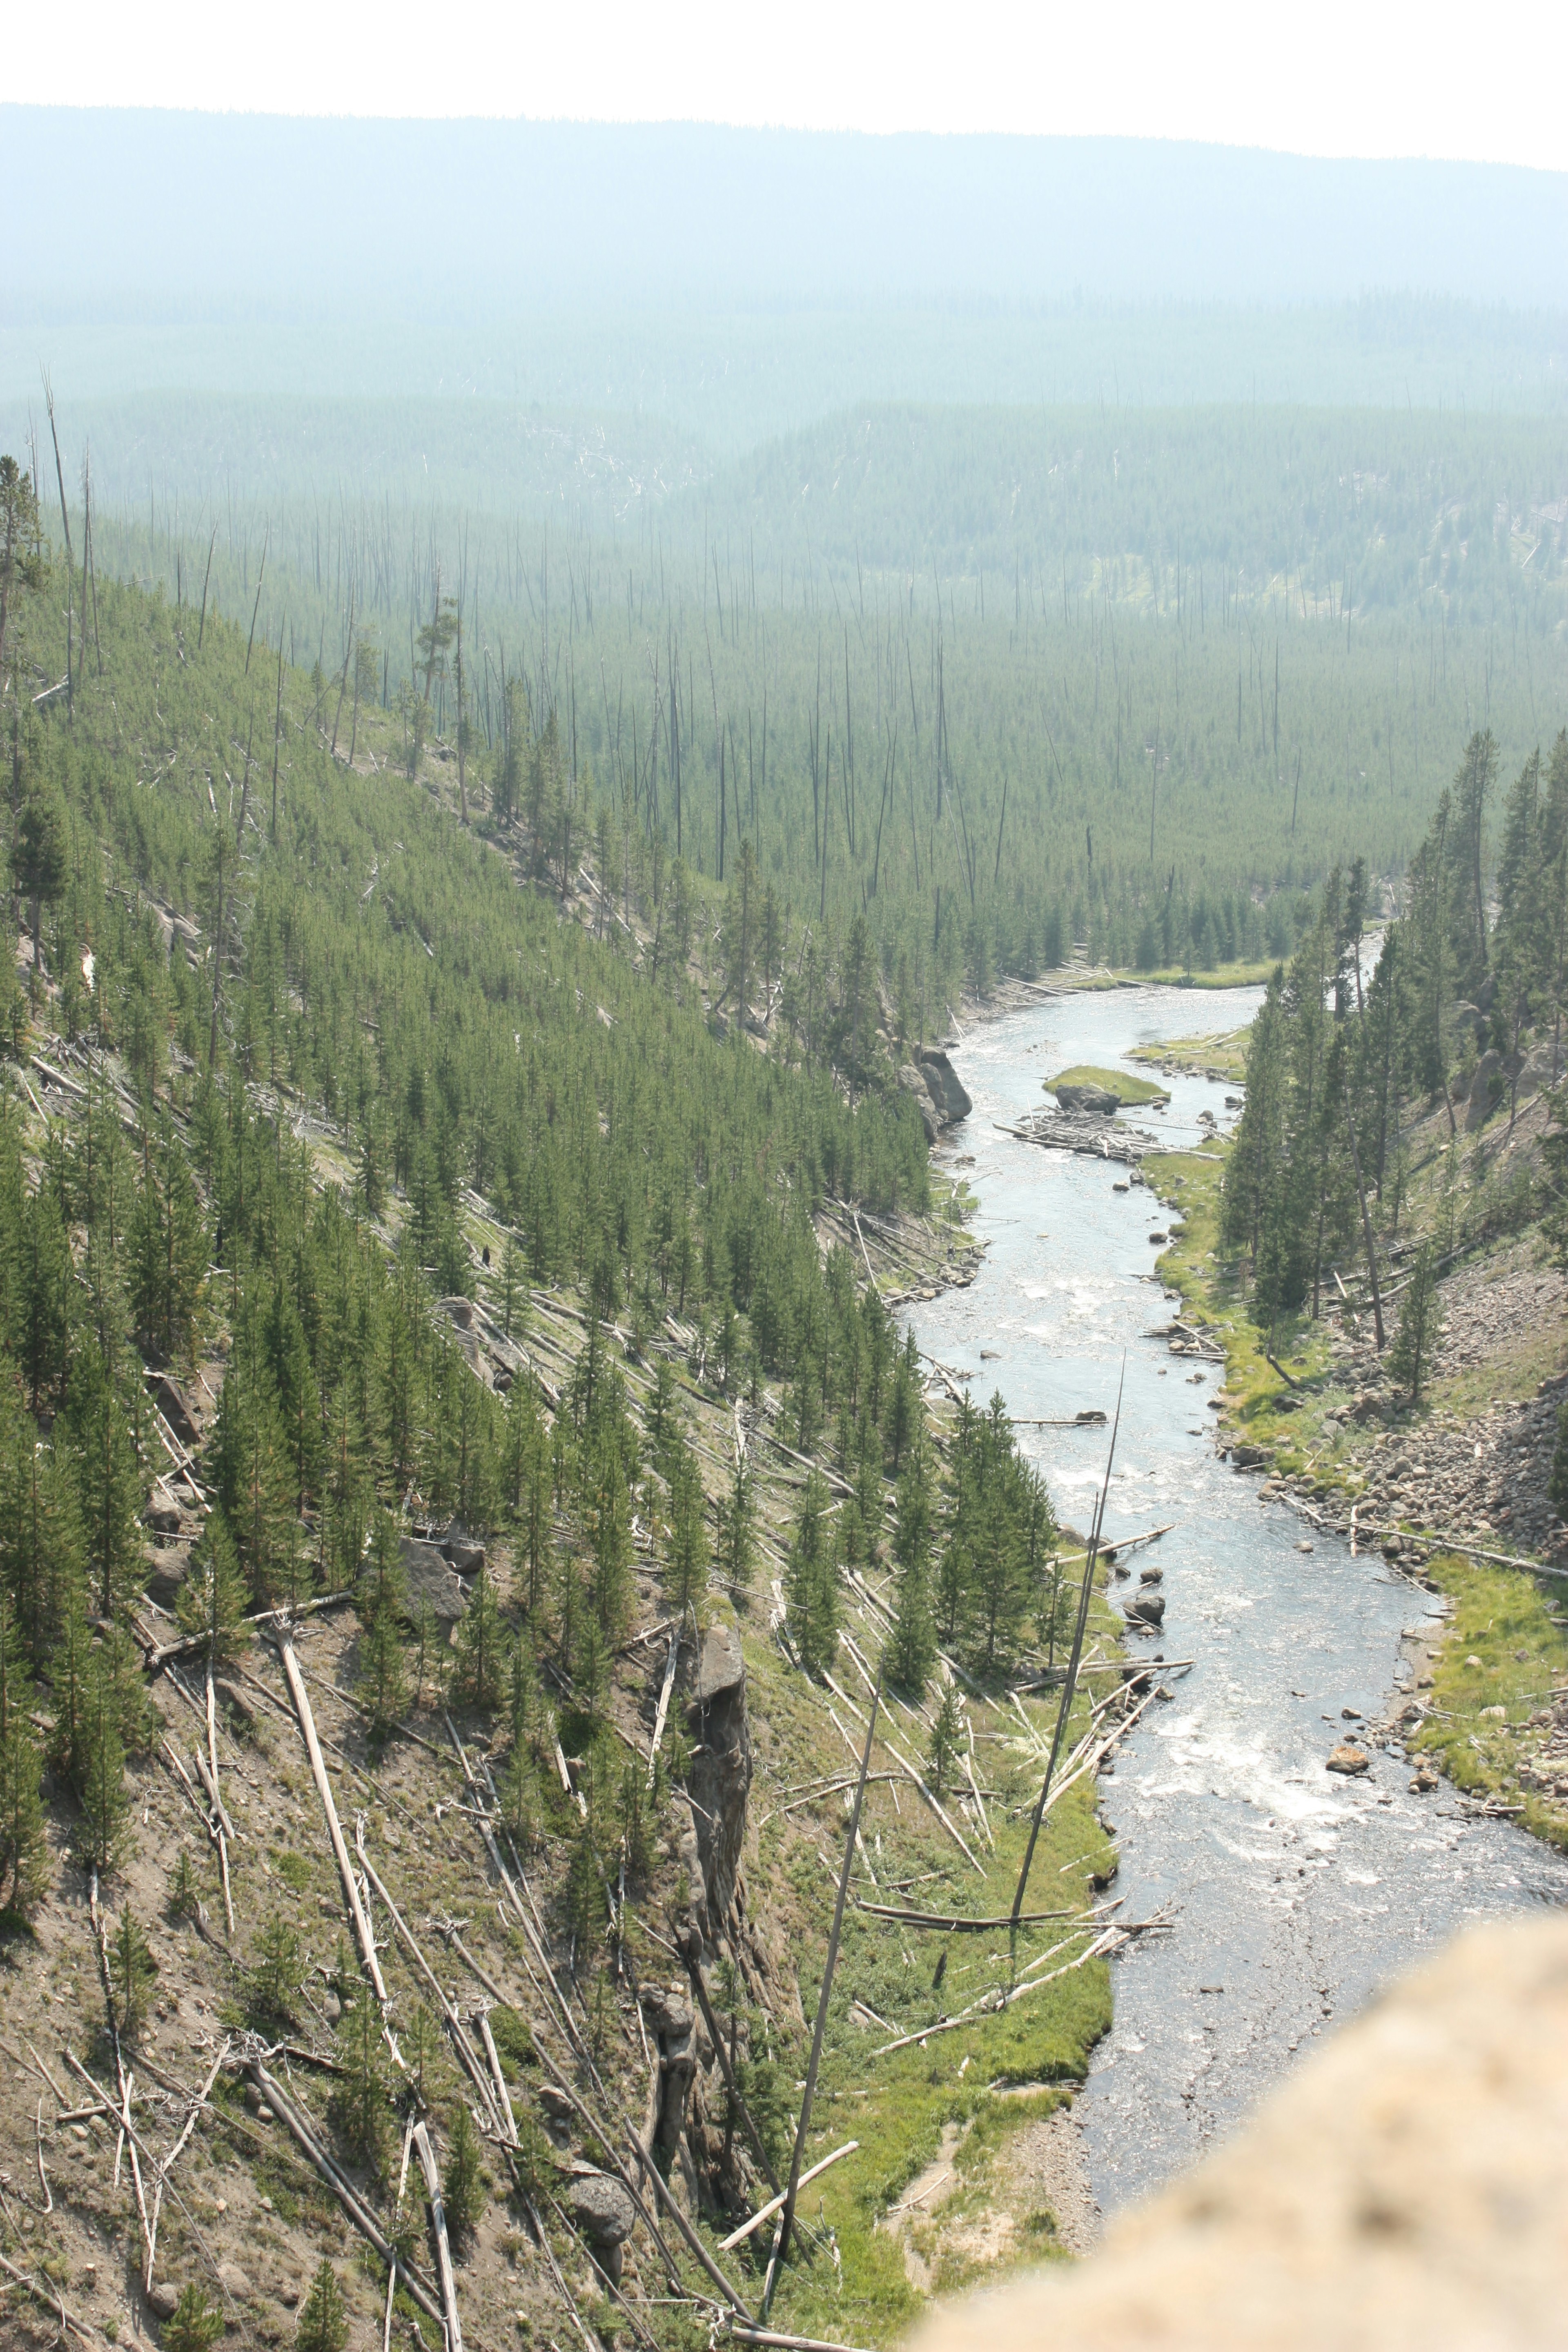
[216,2262,253,2301]
[1054,1081,1122,1116]
[438,1518,486,1577]
[897,1062,942,1140]
[566,2171,637,2246]
[1127,1591,1166,1626]
[1231,1444,1268,1470]
[1325,1741,1370,1775]
[918,1050,973,1125]
[148,2283,180,2320]
[146,1550,188,1610]
[387,1537,467,1624]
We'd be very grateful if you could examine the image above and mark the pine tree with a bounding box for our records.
[163,2283,224,2352]
[0,1590,47,1916]
[716,1454,755,1604]
[213,1326,302,1606]
[330,1993,389,2176]
[441,2105,487,2251]
[1552,1400,1568,1526]
[109,1902,156,2038]
[785,1471,838,1675]
[886,1445,935,1695]
[75,1644,131,1872]
[359,1602,409,1748]
[62,1332,147,1621]
[247,1911,302,2025]
[665,1442,708,1619]
[294,2260,350,2352]
[1388,1242,1444,1403]
[927,1681,964,1797]
[588,1455,633,1641]
[129,1114,207,1365]
[177,1510,249,1666]
[169,1846,203,1925]
[497,1740,538,1850]
[452,1561,503,1713]
[18,1183,72,1410]
[0,1415,84,1673]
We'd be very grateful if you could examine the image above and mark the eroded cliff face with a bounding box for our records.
[637,1626,762,2216]
[684,1625,753,1937]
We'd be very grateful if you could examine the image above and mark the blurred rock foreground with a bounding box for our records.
[917,1917,1568,2351]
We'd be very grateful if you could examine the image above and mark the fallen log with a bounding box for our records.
[413,2118,464,2352]
[718,2143,859,2251]
[271,1630,387,2001]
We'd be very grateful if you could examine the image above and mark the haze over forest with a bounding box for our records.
[3,100,1568,2352]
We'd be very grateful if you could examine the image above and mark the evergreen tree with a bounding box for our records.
[927,1681,964,1796]
[452,1561,503,1713]
[213,1323,302,1606]
[163,2283,224,2352]
[1550,1401,1568,1525]
[717,1454,755,1604]
[168,1846,203,1925]
[177,1510,249,1666]
[294,2260,350,2352]
[0,1418,85,1672]
[357,1600,409,1736]
[785,1471,838,1675]
[109,1902,156,2038]
[666,1442,709,1619]
[886,1443,935,1694]
[18,1183,72,1411]
[13,779,67,971]
[1388,1243,1444,1403]
[441,2105,487,2251]
[247,1911,302,2025]
[129,1114,207,1364]
[62,1332,147,1621]
[0,1589,47,1916]
[330,1993,390,2176]
[75,1645,131,1873]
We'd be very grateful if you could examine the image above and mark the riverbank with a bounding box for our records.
[1139,1080,1568,1853]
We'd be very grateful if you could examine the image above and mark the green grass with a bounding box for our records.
[1144,1148,1332,1463]
[1043,1065,1169,1107]
[1409,1551,1568,1852]
[739,1581,1125,2343]
[1129,1024,1254,1081]
[1117,961,1275,992]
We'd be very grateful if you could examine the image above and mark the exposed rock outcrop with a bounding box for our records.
[684,1626,752,1934]
[383,1536,468,1625]
[918,1049,973,1127]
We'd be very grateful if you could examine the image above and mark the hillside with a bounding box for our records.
[0,479,1145,2349]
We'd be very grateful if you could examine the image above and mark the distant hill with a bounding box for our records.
[5,108,1566,318]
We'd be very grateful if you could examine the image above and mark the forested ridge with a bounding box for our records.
[0,450,1137,2352]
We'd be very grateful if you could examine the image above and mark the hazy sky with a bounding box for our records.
[9,0,1565,173]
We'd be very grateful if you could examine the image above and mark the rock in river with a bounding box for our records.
[1326,1741,1371,1775]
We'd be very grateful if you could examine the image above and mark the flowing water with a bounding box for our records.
[904,982,1568,2219]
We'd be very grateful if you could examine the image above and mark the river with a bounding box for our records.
[905,980,1568,2220]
